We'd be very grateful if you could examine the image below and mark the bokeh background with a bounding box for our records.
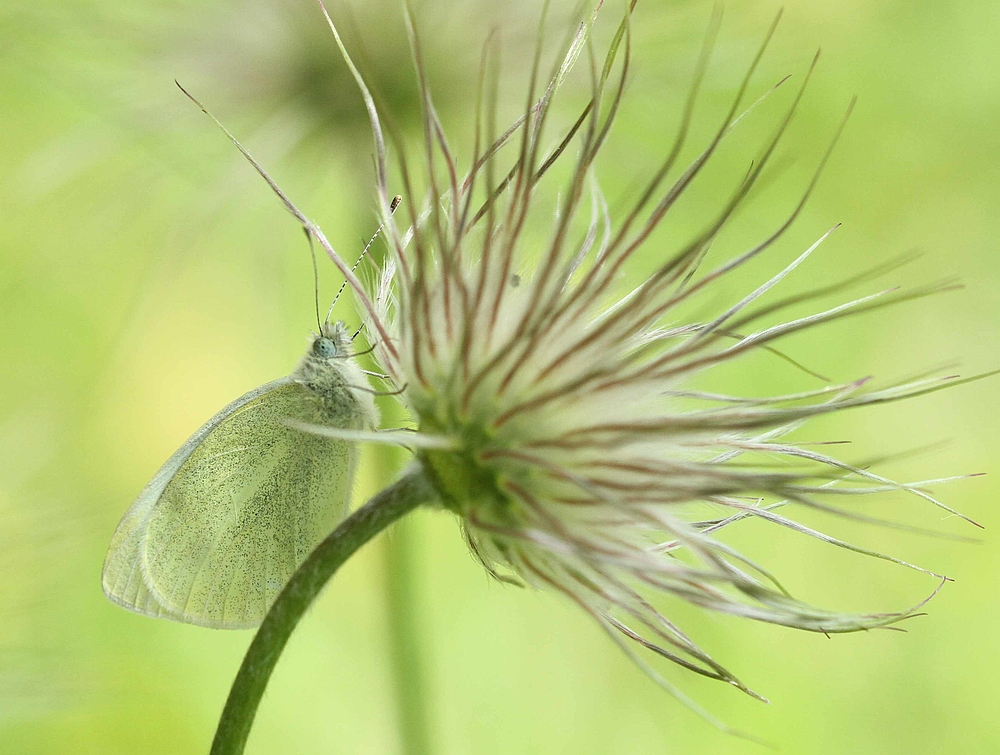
[3,0,999,753]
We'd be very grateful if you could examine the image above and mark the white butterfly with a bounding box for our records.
[102,322,378,629]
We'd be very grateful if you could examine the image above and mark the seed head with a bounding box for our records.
[249,1,985,723]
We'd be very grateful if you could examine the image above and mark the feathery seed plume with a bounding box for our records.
[221,0,986,724]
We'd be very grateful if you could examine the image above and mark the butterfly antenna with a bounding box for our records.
[304,229,323,333]
[326,195,402,325]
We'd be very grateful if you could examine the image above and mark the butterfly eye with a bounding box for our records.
[313,337,338,358]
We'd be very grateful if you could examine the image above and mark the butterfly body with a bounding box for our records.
[102,322,377,629]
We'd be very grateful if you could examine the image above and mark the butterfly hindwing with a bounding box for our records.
[102,377,356,628]
[100,380,290,623]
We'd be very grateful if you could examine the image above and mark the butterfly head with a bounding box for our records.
[311,321,351,361]
[298,321,379,428]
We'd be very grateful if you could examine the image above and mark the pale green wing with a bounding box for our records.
[102,379,294,622]
[102,377,357,628]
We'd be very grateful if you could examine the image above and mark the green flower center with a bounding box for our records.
[417,412,508,518]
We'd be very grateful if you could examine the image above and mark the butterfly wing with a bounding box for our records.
[100,380,292,623]
[102,377,357,629]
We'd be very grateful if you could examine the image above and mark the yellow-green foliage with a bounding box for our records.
[1,0,998,753]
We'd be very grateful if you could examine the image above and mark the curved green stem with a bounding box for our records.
[210,470,436,755]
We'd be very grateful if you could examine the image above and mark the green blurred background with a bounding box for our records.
[2,0,999,753]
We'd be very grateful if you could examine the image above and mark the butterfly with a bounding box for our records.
[102,82,403,628]
[101,319,380,629]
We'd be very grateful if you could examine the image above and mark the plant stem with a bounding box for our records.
[384,515,433,755]
[210,469,436,755]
